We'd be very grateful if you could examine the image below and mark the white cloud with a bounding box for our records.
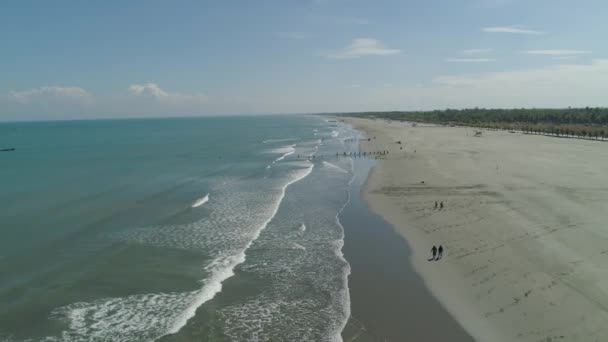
[482,26,544,35]
[129,83,169,98]
[7,86,91,104]
[276,31,311,40]
[446,58,496,63]
[1,86,94,121]
[323,38,401,59]
[128,82,207,103]
[344,84,362,89]
[463,48,492,55]
[0,83,212,121]
[522,49,591,56]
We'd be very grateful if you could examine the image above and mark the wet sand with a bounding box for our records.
[343,117,608,341]
[340,157,472,341]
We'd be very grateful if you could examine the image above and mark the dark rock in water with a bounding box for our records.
[0,148,15,152]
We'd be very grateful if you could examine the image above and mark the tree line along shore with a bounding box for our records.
[338,107,608,141]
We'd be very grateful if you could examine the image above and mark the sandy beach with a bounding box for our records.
[343,117,608,342]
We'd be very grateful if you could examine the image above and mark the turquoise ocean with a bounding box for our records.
[0,115,361,341]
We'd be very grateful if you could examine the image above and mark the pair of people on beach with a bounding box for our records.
[430,245,443,261]
[434,201,444,209]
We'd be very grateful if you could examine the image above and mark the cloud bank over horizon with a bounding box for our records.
[3,58,608,121]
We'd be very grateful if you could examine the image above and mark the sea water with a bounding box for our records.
[0,115,361,341]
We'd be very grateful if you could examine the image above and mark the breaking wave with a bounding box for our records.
[191,194,209,208]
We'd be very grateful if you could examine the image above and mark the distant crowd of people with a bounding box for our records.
[295,150,389,160]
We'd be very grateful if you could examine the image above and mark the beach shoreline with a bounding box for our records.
[339,156,471,342]
[342,116,608,342]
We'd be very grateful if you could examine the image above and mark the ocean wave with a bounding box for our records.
[44,292,196,342]
[166,162,314,336]
[215,155,353,341]
[191,194,209,208]
[292,243,306,251]
[322,161,349,174]
[40,162,316,342]
[273,150,294,164]
[262,138,298,144]
[23,120,359,342]
[267,145,296,155]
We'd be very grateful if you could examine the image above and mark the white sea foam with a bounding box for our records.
[292,243,306,251]
[322,161,349,174]
[331,130,339,138]
[166,160,310,333]
[167,253,243,335]
[221,126,357,342]
[332,162,356,342]
[167,163,314,335]
[44,291,196,342]
[191,194,209,208]
[262,138,298,144]
[214,143,355,341]
[267,145,295,155]
[219,298,319,341]
[39,161,316,342]
[273,150,294,163]
[265,144,297,169]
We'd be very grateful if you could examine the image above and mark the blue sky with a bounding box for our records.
[1,0,607,120]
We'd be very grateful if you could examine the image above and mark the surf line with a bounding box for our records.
[164,163,315,337]
[333,153,358,342]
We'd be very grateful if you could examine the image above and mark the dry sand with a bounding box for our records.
[343,117,608,342]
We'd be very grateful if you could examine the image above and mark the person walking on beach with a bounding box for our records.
[438,245,444,259]
[434,201,438,209]
[431,245,437,260]
[439,201,444,209]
